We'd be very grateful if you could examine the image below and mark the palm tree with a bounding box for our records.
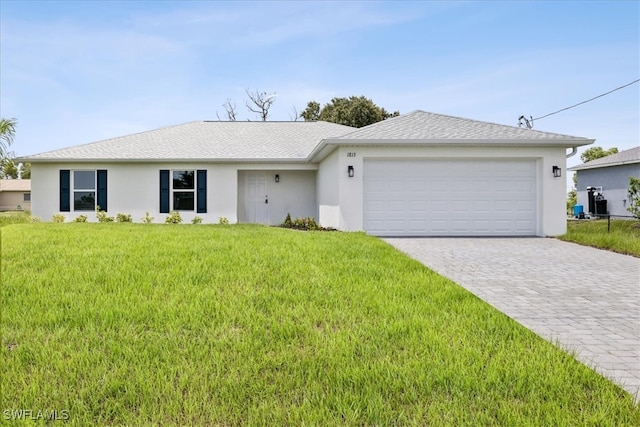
[0,118,17,158]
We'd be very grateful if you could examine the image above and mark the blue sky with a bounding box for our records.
[1,0,638,174]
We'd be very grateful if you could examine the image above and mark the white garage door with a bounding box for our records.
[364,159,537,236]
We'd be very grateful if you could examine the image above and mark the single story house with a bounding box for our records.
[19,111,593,236]
[569,146,640,217]
[0,179,31,212]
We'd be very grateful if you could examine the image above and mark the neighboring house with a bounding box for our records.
[0,179,31,212]
[19,111,593,236]
[569,146,640,217]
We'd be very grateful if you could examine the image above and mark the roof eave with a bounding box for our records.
[318,137,594,147]
[19,157,314,164]
[568,159,640,171]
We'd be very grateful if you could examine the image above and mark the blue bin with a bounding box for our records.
[573,205,584,217]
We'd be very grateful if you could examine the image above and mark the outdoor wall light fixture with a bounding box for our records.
[348,165,354,178]
[275,174,280,183]
[552,166,561,178]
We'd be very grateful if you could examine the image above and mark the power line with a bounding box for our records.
[518,78,640,128]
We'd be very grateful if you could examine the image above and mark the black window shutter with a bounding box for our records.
[160,170,170,213]
[60,170,70,212]
[97,170,108,211]
[197,170,207,213]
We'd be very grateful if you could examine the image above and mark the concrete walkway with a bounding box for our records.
[384,237,640,400]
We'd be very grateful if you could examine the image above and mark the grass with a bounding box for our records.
[1,223,639,425]
[558,218,640,257]
[0,211,32,227]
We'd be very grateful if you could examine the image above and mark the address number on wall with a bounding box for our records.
[347,152,356,157]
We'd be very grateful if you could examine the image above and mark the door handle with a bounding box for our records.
[265,196,268,204]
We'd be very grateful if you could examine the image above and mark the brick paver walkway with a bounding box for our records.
[384,237,640,400]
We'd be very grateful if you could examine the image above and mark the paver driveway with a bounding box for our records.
[384,237,640,399]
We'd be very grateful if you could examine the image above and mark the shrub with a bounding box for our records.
[283,213,293,227]
[30,216,42,223]
[73,215,88,223]
[191,216,203,224]
[116,213,132,223]
[96,209,114,223]
[218,217,229,225]
[165,211,183,224]
[294,217,319,230]
[566,188,577,215]
[280,214,321,231]
[141,212,154,224]
[628,177,640,218]
[52,214,65,223]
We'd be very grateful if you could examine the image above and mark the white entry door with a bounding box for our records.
[246,173,270,224]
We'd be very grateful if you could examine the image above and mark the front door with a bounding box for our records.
[246,173,269,224]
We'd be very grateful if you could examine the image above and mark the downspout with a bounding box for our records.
[566,147,577,158]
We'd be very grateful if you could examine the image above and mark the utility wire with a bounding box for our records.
[533,78,640,121]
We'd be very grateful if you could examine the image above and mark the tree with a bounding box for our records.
[20,162,31,179]
[566,188,577,215]
[300,101,321,121]
[216,90,277,121]
[300,96,399,128]
[218,99,238,121]
[628,177,640,218]
[0,159,31,179]
[0,118,17,158]
[245,89,277,121]
[580,146,618,163]
[0,158,19,179]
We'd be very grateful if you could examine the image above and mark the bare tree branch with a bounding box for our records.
[222,99,237,121]
[289,105,300,121]
[245,89,277,121]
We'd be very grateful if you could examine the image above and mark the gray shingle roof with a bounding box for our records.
[333,110,592,142]
[21,111,594,163]
[21,121,355,162]
[569,146,640,171]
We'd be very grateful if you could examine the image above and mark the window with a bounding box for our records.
[60,169,107,212]
[74,170,96,211]
[23,193,31,202]
[172,170,195,211]
[160,169,206,214]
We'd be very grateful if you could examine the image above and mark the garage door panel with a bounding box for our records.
[515,219,535,231]
[364,159,537,236]
[408,200,428,211]
[475,200,491,212]
[516,200,535,212]
[471,220,491,231]
[388,201,405,212]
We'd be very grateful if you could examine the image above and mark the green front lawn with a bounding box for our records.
[559,219,640,257]
[1,224,638,425]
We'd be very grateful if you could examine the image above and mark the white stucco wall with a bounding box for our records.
[318,145,569,236]
[31,162,315,224]
[316,149,341,229]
